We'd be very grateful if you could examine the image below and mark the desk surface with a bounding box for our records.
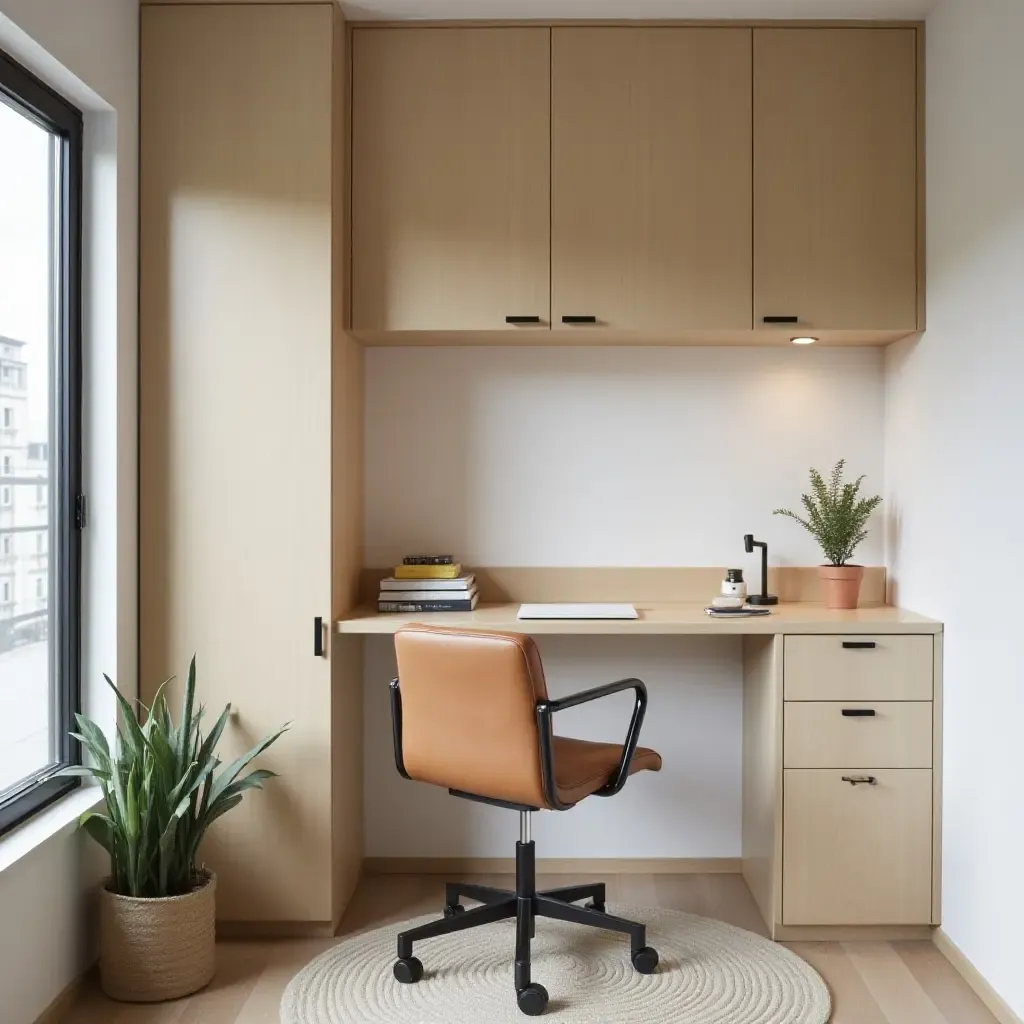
[335,602,941,636]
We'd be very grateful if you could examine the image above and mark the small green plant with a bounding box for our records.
[63,657,287,898]
[774,459,882,566]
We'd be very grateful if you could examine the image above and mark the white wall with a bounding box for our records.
[884,0,1024,1015]
[365,346,886,856]
[0,2,138,1021]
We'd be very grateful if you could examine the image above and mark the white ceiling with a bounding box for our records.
[340,0,937,21]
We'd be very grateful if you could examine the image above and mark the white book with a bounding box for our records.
[517,603,638,620]
[379,574,476,592]
[378,586,478,603]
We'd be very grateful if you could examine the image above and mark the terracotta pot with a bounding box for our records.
[99,873,216,1002]
[818,565,865,610]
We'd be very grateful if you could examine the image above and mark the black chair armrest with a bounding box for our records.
[535,678,648,811]
[389,678,411,780]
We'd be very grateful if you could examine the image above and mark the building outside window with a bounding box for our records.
[0,48,83,834]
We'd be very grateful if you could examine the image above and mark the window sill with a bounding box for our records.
[0,785,102,875]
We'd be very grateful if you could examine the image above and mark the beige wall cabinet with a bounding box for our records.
[351,27,551,332]
[351,24,921,343]
[753,28,920,334]
[551,27,752,334]
[140,3,362,931]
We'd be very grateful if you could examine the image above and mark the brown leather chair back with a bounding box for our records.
[394,624,551,808]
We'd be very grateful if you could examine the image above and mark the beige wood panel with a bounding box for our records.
[741,635,783,931]
[361,565,889,605]
[754,27,919,331]
[59,873,1001,1024]
[784,634,934,701]
[352,327,920,346]
[784,701,933,769]
[551,27,752,333]
[351,27,550,330]
[140,4,335,922]
[783,768,933,925]
[932,632,944,924]
[329,6,365,929]
[364,857,740,874]
[339,600,940,636]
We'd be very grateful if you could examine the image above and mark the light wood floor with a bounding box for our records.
[60,873,998,1024]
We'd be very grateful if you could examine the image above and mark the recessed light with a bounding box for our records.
[791,336,818,345]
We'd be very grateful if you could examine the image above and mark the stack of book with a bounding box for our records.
[378,556,478,613]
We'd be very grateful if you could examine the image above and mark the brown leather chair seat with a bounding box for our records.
[552,736,662,807]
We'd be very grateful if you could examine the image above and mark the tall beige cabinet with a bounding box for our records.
[139,3,362,930]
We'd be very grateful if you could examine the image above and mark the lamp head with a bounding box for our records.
[744,534,755,554]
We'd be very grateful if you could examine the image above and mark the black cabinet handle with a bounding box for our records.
[841,775,878,786]
[314,616,324,657]
[505,315,542,324]
[561,315,598,324]
[763,315,799,324]
[842,641,877,649]
[842,708,877,717]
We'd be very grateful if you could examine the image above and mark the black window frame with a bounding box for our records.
[0,48,83,837]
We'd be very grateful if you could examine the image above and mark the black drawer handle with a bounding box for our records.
[561,315,598,324]
[841,775,878,786]
[842,708,876,717]
[763,315,799,324]
[505,315,542,324]
[842,641,877,649]
[314,616,324,657]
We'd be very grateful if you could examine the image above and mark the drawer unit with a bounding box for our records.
[784,700,932,769]
[782,768,933,925]
[784,634,933,701]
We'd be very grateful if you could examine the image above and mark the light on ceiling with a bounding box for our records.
[791,336,818,345]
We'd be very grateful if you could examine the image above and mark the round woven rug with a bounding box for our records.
[281,904,832,1023]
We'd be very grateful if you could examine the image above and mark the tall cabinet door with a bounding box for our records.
[352,28,550,332]
[754,28,919,332]
[140,4,335,923]
[551,28,753,334]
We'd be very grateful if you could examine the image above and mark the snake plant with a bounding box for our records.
[63,657,287,898]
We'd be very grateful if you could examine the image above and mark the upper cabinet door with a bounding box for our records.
[754,28,919,332]
[352,28,550,332]
[551,28,753,334]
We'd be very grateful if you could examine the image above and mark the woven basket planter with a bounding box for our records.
[98,872,216,1002]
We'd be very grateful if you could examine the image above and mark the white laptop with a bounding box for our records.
[517,603,638,620]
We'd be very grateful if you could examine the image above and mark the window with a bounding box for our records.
[1,455,9,474]
[0,48,83,835]
[36,532,44,554]
[1,536,9,556]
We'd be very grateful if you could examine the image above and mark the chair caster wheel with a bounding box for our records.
[393,957,423,984]
[443,903,466,919]
[585,900,606,913]
[517,982,549,1016]
[632,946,659,975]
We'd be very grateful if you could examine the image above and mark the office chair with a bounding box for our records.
[389,624,663,1016]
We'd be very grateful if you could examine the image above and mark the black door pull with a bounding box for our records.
[842,708,877,717]
[314,616,324,657]
[505,315,542,324]
[842,641,877,649]
[762,315,799,324]
[561,315,598,324]
[841,775,878,786]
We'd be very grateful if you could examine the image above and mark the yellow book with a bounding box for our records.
[393,562,463,580]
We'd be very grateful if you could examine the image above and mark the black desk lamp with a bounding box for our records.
[744,534,778,606]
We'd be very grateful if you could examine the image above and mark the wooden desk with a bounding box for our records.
[335,601,940,636]
[338,577,942,942]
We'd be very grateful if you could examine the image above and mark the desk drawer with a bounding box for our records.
[784,634,933,701]
[783,768,933,925]
[784,701,932,769]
